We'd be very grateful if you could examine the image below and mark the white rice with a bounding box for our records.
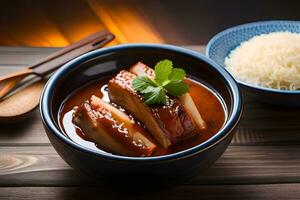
[225,31,300,90]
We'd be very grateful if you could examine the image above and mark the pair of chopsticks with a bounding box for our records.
[0,30,115,100]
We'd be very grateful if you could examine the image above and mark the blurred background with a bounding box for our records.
[1,0,300,47]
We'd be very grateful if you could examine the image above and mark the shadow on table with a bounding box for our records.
[232,95,300,145]
[0,109,39,138]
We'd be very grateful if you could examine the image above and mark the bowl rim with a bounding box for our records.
[40,43,243,162]
[206,20,300,95]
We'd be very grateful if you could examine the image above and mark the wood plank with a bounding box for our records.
[0,184,300,200]
[0,46,200,53]
[0,145,299,186]
[0,110,50,145]
[0,66,24,75]
[0,47,60,53]
[0,46,202,66]
[0,47,59,65]
[184,45,205,53]
[232,98,300,145]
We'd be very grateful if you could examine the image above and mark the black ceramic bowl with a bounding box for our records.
[40,44,242,185]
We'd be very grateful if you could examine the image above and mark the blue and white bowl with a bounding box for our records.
[206,20,300,107]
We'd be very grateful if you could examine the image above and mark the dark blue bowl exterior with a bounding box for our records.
[206,20,300,107]
[44,124,235,184]
[40,44,242,184]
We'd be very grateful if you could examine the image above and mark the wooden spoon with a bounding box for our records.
[0,30,115,122]
[0,30,114,100]
[0,80,45,122]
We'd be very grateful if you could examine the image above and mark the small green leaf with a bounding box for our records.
[169,68,186,81]
[154,59,173,84]
[143,86,167,105]
[132,60,189,105]
[164,81,189,96]
[132,76,157,92]
[140,85,157,94]
[161,79,171,87]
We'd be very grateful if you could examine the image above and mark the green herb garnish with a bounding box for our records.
[132,59,189,105]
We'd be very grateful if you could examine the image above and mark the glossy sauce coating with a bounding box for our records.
[72,96,156,156]
[59,78,226,156]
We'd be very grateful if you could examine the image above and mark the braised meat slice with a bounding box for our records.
[72,95,156,157]
[108,70,199,148]
[130,62,206,130]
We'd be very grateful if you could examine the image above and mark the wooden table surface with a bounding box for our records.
[0,46,300,200]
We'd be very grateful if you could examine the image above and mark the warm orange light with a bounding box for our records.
[63,22,106,44]
[44,33,70,47]
[22,29,70,47]
[4,1,164,47]
[87,1,129,43]
[87,0,164,44]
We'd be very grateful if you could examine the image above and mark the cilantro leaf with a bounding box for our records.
[132,60,189,105]
[169,68,186,81]
[143,86,167,105]
[164,81,189,96]
[132,76,158,93]
[154,59,173,84]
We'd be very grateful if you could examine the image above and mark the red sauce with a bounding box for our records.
[59,78,226,156]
